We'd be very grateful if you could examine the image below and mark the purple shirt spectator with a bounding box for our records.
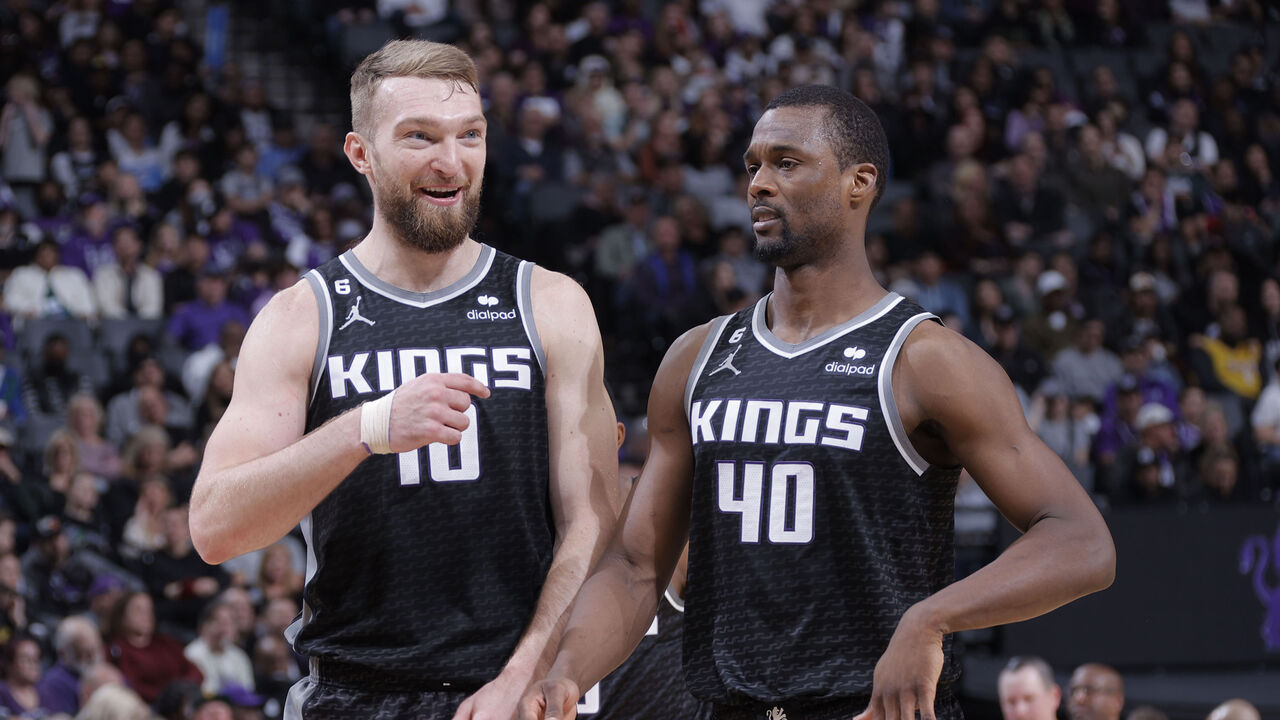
[166,270,250,351]
[34,662,78,715]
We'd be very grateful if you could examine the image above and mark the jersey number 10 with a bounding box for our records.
[398,406,481,484]
[717,460,814,544]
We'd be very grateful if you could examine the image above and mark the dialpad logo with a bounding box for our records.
[468,294,516,321]
[825,346,876,376]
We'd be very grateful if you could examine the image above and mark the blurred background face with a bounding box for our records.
[1067,665,1124,720]
[999,667,1061,720]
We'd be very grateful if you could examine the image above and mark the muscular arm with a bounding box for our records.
[189,283,364,563]
[519,324,709,720]
[190,282,487,564]
[453,270,620,719]
[860,322,1115,720]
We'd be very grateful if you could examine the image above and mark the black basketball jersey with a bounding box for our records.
[579,589,711,720]
[287,244,553,687]
[682,292,962,705]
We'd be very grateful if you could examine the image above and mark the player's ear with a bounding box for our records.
[344,131,373,177]
[848,162,878,207]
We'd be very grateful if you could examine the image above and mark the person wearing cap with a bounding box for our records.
[1105,401,1191,504]
[1110,272,1180,353]
[1022,268,1081,361]
[989,304,1049,397]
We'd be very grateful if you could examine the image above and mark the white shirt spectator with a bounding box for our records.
[4,256,97,322]
[93,262,164,320]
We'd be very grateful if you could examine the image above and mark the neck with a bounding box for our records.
[352,225,482,294]
[765,242,885,345]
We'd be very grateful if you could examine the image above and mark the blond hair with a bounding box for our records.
[350,40,478,136]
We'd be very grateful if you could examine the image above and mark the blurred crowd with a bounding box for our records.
[0,0,1277,717]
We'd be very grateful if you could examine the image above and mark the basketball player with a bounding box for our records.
[188,41,619,719]
[520,85,1115,720]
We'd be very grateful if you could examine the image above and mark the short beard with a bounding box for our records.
[375,179,481,254]
[752,217,803,266]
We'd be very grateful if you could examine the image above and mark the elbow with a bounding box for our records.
[1080,521,1117,596]
[188,502,232,566]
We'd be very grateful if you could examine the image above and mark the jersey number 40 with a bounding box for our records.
[717,460,814,544]
[398,406,480,484]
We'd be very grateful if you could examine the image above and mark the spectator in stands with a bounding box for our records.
[21,516,98,622]
[1023,269,1083,361]
[297,123,357,198]
[253,542,302,607]
[184,599,254,695]
[1146,99,1219,176]
[1070,124,1132,223]
[0,633,54,715]
[219,145,273,227]
[1188,401,1256,502]
[1052,319,1124,404]
[157,92,219,173]
[1031,380,1096,489]
[120,477,171,562]
[1107,402,1192,505]
[94,224,163,320]
[182,320,244,407]
[31,430,78,516]
[629,215,711,352]
[49,116,104,201]
[60,472,112,555]
[38,614,103,715]
[136,505,227,632]
[989,305,1048,397]
[106,590,203,704]
[0,74,53,220]
[107,111,167,194]
[105,356,192,449]
[999,655,1062,720]
[994,152,1069,254]
[595,188,652,288]
[1189,304,1263,419]
[164,266,250,352]
[67,392,121,481]
[60,192,116,277]
[4,239,98,323]
[1067,663,1124,720]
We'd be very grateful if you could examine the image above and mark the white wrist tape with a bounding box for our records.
[360,389,397,454]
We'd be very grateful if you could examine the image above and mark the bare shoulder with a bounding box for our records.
[648,321,717,419]
[894,318,1027,435]
[236,280,319,385]
[528,266,601,361]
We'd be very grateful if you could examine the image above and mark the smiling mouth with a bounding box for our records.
[421,188,461,199]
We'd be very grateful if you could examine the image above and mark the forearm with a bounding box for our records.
[910,513,1114,636]
[502,513,614,682]
[544,552,666,692]
[189,409,367,563]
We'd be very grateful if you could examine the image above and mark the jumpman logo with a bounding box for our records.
[339,296,376,330]
[708,345,742,377]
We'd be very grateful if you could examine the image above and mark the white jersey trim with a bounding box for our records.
[338,244,496,309]
[684,315,733,418]
[751,292,904,359]
[878,312,937,477]
[304,270,334,407]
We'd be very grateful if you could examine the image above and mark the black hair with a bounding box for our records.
[764,84,891,207]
